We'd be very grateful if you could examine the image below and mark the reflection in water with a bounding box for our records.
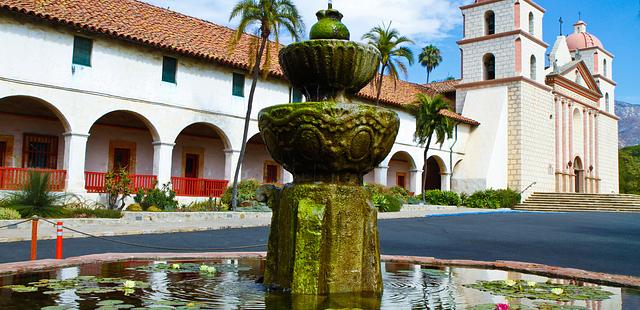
[0,259,634,310]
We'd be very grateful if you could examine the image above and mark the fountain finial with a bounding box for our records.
[328,0,332,9]
[309,2,349,40]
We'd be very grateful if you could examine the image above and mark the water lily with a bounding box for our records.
[527,281,537,287]
[199,265,209,272]
[206,266,217,274]
[551,288,564,295]
[171,264,181,269]
[495,303,509,310]
[504,280,517,287]
[123,280,136,289]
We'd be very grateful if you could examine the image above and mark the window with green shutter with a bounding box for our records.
[232,73,245,97]
[291,88,303,103]
[72,36,93,67]
[162,56,177,83]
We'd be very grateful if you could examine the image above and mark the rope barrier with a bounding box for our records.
[40,218,267,252]
[0,218,33,230]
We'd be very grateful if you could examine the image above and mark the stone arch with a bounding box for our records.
[603,58,608,78]
[0,95,72,132]
[485,10,496,35]
[242,133,281,184]
[0,96,71,170]
[171,122,230,180]
[87,110,160,142]
[84,110,160,175]
[386,151,417,189]
[424,155,446,191]
[483,53,496,80]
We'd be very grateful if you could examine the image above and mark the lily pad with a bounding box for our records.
[97,300,124,306]
[40,306,70,310]
[465,280,614,302]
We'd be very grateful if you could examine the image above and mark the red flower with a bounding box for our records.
[495,303,509,310]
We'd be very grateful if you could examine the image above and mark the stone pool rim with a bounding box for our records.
[1,252,638,290]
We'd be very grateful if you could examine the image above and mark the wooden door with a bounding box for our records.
[113,148,131,172]
[0,141,6,167]
[185,153,199,178]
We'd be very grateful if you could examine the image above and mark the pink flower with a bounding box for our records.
[495,303,509,310]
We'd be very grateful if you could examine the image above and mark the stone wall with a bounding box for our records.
[462,0,515,39]
[461,34,517,83]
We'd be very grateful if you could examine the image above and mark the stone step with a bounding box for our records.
[523,200,640,205]
[512,207,640,213]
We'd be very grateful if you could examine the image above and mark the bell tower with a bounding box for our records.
[458,0,546,85]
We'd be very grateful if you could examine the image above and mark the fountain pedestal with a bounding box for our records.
[256,4,399,296]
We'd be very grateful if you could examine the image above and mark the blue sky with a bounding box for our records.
[143,0,640,103]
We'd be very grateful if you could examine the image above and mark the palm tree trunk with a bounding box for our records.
[231,35,268,210]
[421,135,432,204]
[375,64,386,105]
[426,70,431,84]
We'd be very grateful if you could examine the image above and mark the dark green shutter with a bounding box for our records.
[162,56,177,83]
[292,88,303,102]
[232,73,245,97]
[72,36,92,66]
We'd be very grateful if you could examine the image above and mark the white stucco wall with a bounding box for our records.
[453,86,509,193]
[598,114,619,193]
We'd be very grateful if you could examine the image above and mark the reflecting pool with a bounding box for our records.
[0,259,637,309]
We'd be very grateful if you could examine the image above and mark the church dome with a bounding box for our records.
[566,20,604,51]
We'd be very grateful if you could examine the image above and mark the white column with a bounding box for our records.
[441,173,452,191]
[594,113,600,193]
[282,168,293,184]
[152,142,175,187]
[62,132,89,194]
[561,99,568,192]
[409,169,422,195]
[224,149,241,181]
[373,166,388,186]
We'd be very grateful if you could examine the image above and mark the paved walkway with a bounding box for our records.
[0,206,507,242]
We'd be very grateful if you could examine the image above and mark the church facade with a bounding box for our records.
[0,0,618,203]
[453,0,618,196]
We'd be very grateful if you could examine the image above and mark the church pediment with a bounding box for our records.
[546,60,602,101]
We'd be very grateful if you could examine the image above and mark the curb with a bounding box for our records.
[424,210,563,218]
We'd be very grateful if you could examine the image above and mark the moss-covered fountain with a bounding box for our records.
[257,2,399,296]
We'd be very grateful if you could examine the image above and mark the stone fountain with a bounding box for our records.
[257,2,399,296]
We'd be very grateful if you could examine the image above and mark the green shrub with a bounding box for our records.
[221,179,261,206]
[61,208,122,219]
[364,183,388,197]
[407,196,422,205]
[126,203,143,212]
[494,189,521,208]
[147,206,162,212]
[389,186,411,202]
[0,207,21,220]
[105,168,132,210]
[423,190,461,206]
[464,189,522,209]
[134,183,178,211]
[373,193,403,212]
[3,171,66,218]
[182,198,228,212]
[464,190,501,209]
[460,193,468,206]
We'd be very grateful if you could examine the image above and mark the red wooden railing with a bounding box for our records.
[0,168,66,191]
[171,177,229,198]
[84,172,157,193]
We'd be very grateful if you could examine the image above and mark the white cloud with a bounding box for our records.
[141,0,467,44]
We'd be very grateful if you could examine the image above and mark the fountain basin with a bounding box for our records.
[258,102,399,184]
[278,40,380,101]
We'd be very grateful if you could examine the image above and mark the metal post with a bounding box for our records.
[30,216,39,261]
[55,221,63,259]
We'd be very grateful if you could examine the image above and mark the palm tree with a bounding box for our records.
[413,94,454,203]
[228,0,304,209]
[418,44,442,84]
[362,22,415,105]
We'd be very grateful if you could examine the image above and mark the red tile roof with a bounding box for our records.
[424,79,460,93]
[0,0,478,125]
[439,109,480,126]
